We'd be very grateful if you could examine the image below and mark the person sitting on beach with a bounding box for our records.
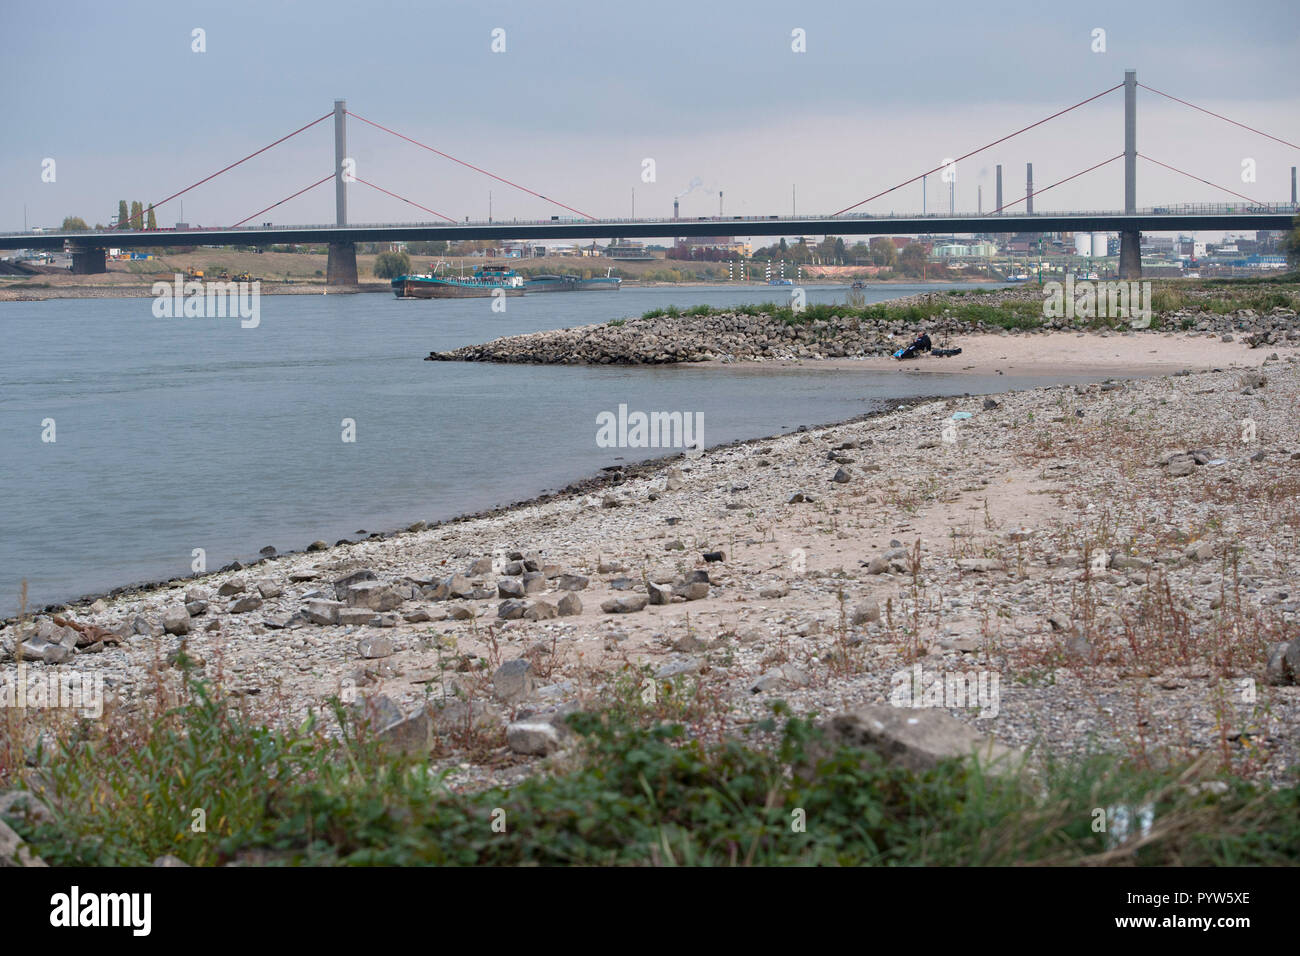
[894,331,933,360]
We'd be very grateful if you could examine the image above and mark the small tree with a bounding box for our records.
[899,243,928,277]
[1283,213,1300,270]
[117,200,129,229]
[146,205,157,230]
[129,201,143,230]
[373,250,412,279]
[61,216,89,231]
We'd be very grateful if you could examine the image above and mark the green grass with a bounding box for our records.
[6,681,1298,866]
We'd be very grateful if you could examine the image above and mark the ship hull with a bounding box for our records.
[393,277,526,299]
[524,276,621,293]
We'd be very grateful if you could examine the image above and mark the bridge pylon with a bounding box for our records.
[327,98,359,286]
[1119,70,1141,279]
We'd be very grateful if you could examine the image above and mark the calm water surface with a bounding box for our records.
[1,282,1107,614]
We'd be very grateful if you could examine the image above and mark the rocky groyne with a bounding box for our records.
[426,288,1299,365]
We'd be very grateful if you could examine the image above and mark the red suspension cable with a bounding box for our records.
[989,153,1123,214]
[122,112,333,230]
[1138,84,1299,151]
[230,174,334,228]
[353,177,456,222]
[346,110,597,221]
[832,83,1123,217]
[1138,154,1265,206]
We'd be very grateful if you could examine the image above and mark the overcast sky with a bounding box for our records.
[2,0,1297,239]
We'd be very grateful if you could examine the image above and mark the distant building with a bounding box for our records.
[604,239,655,260]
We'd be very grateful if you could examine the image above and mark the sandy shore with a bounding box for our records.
[4,334,1299,791]
[705,330,1274,378]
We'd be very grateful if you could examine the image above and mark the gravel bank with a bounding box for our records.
[6,340,1299,788]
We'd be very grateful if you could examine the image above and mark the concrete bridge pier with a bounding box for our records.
[1119,231,1141,279]
[67,243,106,274]
[327,242,358,285]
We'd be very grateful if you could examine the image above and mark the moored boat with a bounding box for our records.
[524,268,621,293]
[392,263,526,299]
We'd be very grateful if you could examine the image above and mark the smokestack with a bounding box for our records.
[995,165,1002,214]
[1292,166,1297,205]
[673,198,679,220]
[1026,163,1034,216]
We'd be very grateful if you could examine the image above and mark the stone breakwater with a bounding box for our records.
[5,352,1300,789]
[426,294,1300,366]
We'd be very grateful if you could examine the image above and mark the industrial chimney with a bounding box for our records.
[1026,163,1034,216]
[673,198,679,220]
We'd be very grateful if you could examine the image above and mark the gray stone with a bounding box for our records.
[674,581,709,601]
[0,818,45,867]
[601,595,648,614]
[345,581,404,611]
[1265,642,1292,686]
[749,664,811,694]
[557,592,583,616]
[161,606,191,635]
[302,598,342,625]
[831,466,854,483]
[255,579,283,599]
[217,578,246,596]
[851,601,881,625]
[468,556,495,575]
[334,569,378,590]
[498,577,526,599]
[229,594,264,614]
[816,705,1023,775]
[523,600,558,621]
[648,581,673,605]
[184,600,208,617]
[556,573,589,591]
[956,558,1004,573]
[339,608,378,626]
[357,635,395,659]
[493,659,535,703]
[497,599,530,620]
[507,721,564,756]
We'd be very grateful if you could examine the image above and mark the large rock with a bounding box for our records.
[851,601,881,625]
[557,592,582,616]
[506,721,564,756]
[302,598,342,625]
[523,600,558,621]
[229,594,264,614]
[344,581,404,612]
[497,577,526,599]
[162,607,191,635]
[357,635,395,659]
[601,595,648,614]
[647,581,673,605]
[556,573,589,591]
[815,705,1022,775]
[493,659,535,703]
[0,818,45,867]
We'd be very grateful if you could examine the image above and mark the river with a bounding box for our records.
[2,281,1098,615]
